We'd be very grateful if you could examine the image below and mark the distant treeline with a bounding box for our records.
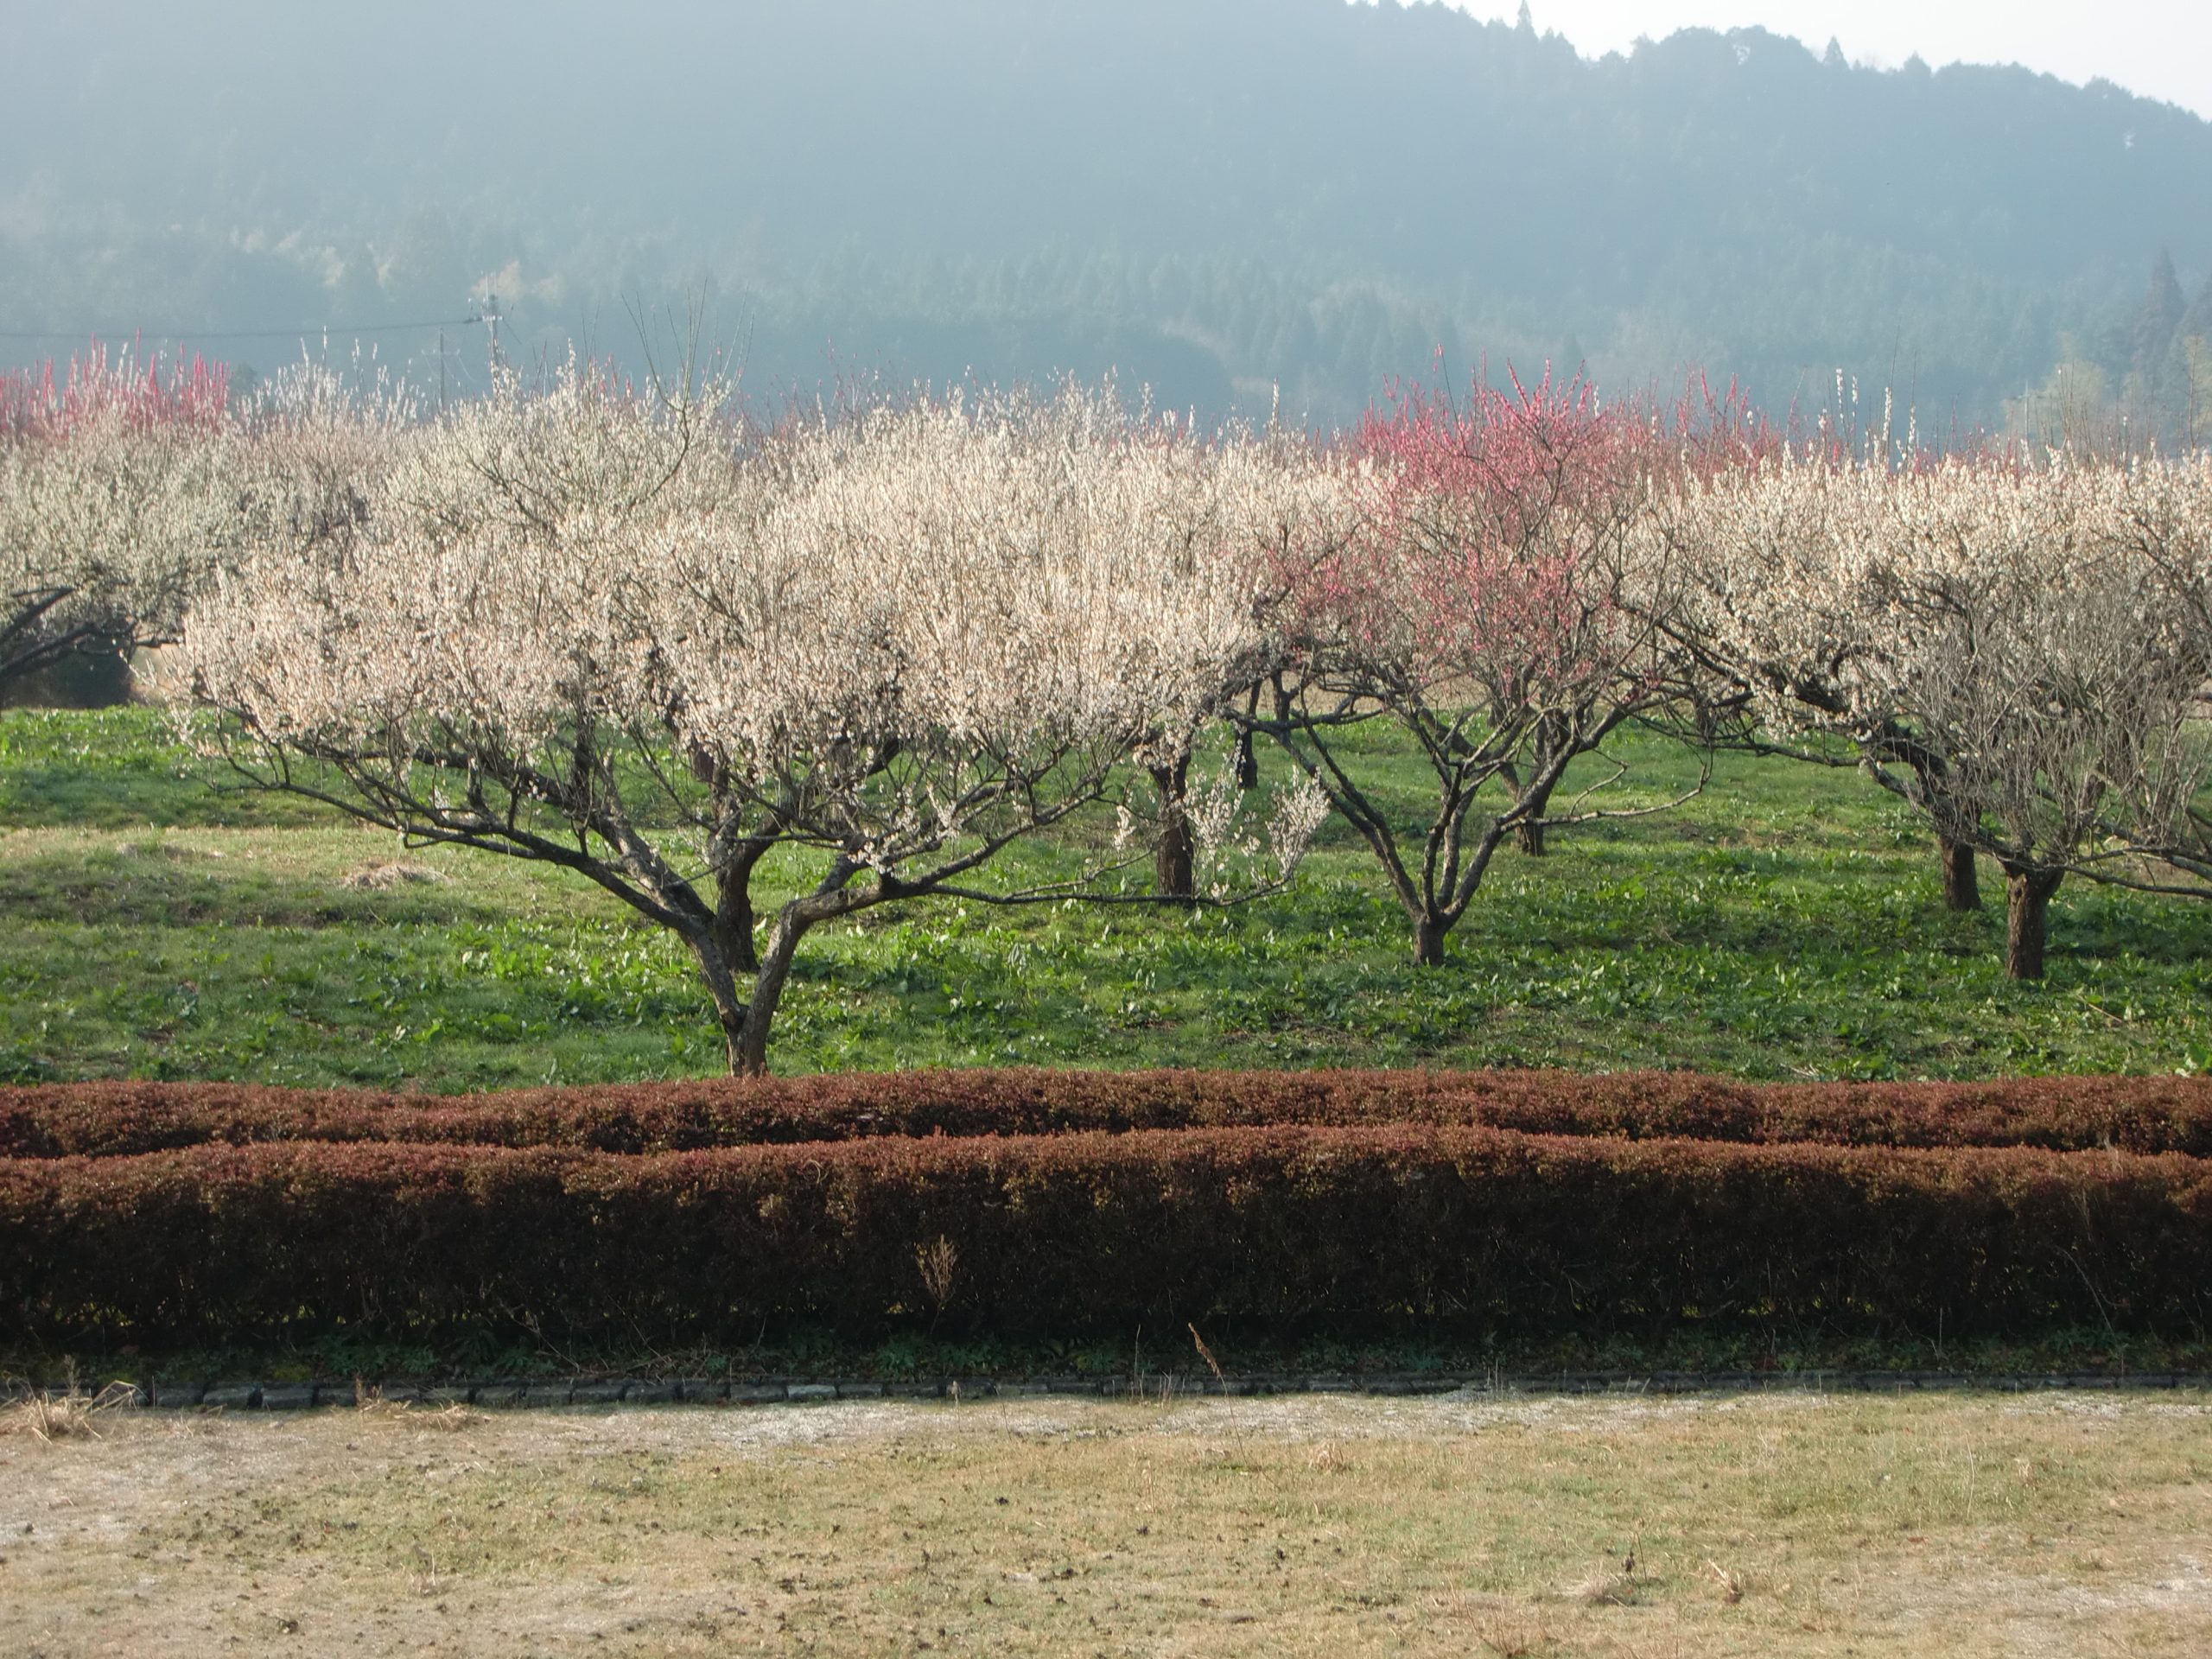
[4,1,2211,431]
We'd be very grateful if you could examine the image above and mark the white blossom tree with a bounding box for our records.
[1120,417,1344,902]
[1,349,236,698]
[1662,451,2212,978]
[184,370,1323,1072]
[2065,455,2212,895]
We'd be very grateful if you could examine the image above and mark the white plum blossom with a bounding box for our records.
[183,369,1334,1071]
[1657,448,2212,976]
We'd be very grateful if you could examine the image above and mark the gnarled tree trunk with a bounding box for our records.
[1503,757,1556,857]
[1233,683,1262,790]
[711,836,772,973]
[1412,913,1448,968]
[728,901,833,1077]
[1940,837,1980,912]
[2001,863,2063,980]
[678,930,754,1075]
[1150,754,1195,904]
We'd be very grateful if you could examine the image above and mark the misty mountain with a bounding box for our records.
[5,0,2209,429]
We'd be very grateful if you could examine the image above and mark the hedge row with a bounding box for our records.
[9,1069,2212,1160]
[4,1126,2207,1345]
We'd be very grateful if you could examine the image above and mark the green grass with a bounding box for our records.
[7,705,2212,1089]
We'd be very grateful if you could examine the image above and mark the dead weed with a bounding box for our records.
[0,1382,137,1443]
[337,859,448,891]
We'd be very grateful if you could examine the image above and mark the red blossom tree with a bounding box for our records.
[1245,369,1709,966]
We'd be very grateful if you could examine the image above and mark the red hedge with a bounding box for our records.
[8,1069,2212,1159]
[3,1124,2207,1345]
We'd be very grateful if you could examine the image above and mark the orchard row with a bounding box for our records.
[7,349,2211,1071]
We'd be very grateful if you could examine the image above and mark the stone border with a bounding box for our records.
[9,1370,2212,1411]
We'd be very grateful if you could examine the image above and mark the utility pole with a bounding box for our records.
[438,327,448,414]
[481,290,504,372]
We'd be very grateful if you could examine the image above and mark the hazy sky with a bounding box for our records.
[1434,2,2212,118]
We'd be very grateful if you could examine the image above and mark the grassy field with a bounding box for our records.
[6,706,2212,1088]
[3,1389,2209,1656]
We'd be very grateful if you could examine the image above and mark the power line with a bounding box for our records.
[0,315,486,344]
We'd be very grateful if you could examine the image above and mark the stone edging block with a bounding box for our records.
[8,1370,2209,1412]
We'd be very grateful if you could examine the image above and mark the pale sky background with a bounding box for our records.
[1431,2,2212,119]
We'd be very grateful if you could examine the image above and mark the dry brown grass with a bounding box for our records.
[1702,1555,1747,1604]
[349,1379,486,1433]
[0,1391,2209,1656]
[335,858,448,891]
[0,1382,135,1444]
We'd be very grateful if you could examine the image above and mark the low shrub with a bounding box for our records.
[7,1069,2212,1159]
[3,1125,2206,1346]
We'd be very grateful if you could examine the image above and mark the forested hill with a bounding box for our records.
[5,0,2210,432]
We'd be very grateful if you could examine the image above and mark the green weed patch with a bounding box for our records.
[9,709,2212,1086]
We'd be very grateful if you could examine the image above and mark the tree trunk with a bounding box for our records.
[2002,864,2063,981]
[1507,765,1555,858]
[1150,755,1195,904]
[717,886,758,975]
[713,837,772,973]
[730,906,814,1077]
[1233,683,1262,789]
[679,931,753,1076]
[1413,914,1448,968]
[1939,837,1980,912]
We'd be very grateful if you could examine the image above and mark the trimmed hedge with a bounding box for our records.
[4,1125,2209,1345]
[9,1069,2212,1159]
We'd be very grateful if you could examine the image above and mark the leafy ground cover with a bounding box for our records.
[6,707,2212,1088]
[4,1390,2209,1657]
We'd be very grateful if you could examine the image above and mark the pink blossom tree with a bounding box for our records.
[1245,371,1707,966]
